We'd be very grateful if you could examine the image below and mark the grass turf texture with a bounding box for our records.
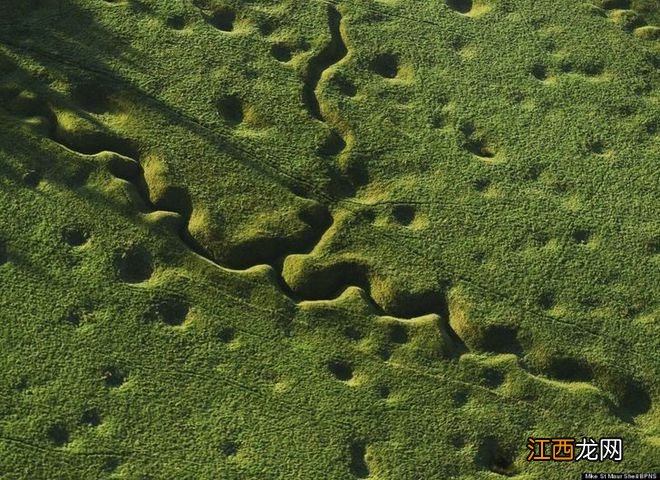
[0,0,658,478]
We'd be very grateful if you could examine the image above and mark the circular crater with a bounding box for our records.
[218,327,235,343]
[376,384,390,399]
[572,228,591,244]
[377,347,392,361]
[392,204,416,226]
[335,76,357,97]
[531,64,547,81]
[473,178,490,192]
[23,170,41,188]
[478,325,523,355]
[216,94,244,126]
[102,366,126,388]
[388,324,408,344]
[481,368,505,388]
[543,356,594,382]
[63,308,88,327]
[115,244,153,283]
[259,19,277,36]
[589,140,606,155]
[370,53,400,79]
[583,61,604,76]
[328,359,353,381]
[318,129,346,156]
[62,225,89,247]
[476,438,517,477]
[271,44,292,62]
[103,457,120,472]
[71,81,116,114]
[81,408,101,427]
[446,0,473,14]
[221,440,240,457]
[146,294,189,327]
[167,15,187,30]
[209,8,235,32]
[607,376,652,422]
[538,291,555,310]
[452,389,468,407]
[47,424,69,447]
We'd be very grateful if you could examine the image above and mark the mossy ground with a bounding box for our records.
[0,0,658,478]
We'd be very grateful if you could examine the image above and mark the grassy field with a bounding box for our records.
[0,0,658,478]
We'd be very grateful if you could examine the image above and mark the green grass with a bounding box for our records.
[0,0,658,478]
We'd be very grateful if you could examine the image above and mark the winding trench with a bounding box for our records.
[51,139,455,330]
[302,5,356,162]
[302,5,348,122]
